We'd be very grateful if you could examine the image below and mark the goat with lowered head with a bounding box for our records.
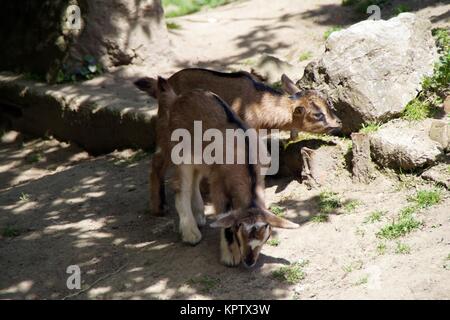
[135,68,342,216]
[154,77,298,267]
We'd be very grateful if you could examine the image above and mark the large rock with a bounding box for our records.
[298,13,437,133]
[421,163,450,190]
[0,0,170,82]
[370,119,444,170]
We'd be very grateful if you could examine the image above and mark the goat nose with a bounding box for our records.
[243,256,256,268]
[328,127,341,136]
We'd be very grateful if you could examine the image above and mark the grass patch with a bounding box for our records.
[376,242,387,255]
[2,226,21,238]
[343,200,361,213]
[298,51,313,62]
[359,122,381,134]
[365,210,384,223]
[56,55,103,84]
[342,260,363,273]
[272,261,308,284]
[403,28,449,121]
[318,191,341,213]
[163,0,235,18]
[402,98,438,121]
[324,26,342,40]
[311,213,329,223]
[166,21,181,30]
[394,4,410,15]
[408,188,442,209]
[422,29,450,95]
[19,192,30,202]
[267,238,280,247]
[395,241,411,254]
[377,206,422,240]
[26,152,43,164]
[269,204,285,218]
[354,275,368,286]
[187,275,220,293]
[312,191,342,222]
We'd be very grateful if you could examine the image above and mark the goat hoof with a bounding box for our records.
[181,224,202,245]
[221,251,241,267]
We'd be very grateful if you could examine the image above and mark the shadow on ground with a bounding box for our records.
[0,150,318,299]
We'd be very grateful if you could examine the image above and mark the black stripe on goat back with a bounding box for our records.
[211,94,258,205]
[187,68,283,96]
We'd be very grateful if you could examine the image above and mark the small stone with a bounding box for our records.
[429,120,449,150]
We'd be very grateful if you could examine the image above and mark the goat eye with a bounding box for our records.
[314,113,324,120]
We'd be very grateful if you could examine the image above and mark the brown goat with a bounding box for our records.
[134,68,342,215]
[155,77,298,267]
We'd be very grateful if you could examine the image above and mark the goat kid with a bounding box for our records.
[134,68,342,216]
[155,77,298,267]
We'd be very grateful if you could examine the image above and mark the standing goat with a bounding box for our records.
[135,68,342,215]
[154,77,298,267]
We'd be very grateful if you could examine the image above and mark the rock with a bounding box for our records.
[370,119,443,170]
[351,133,374,183]
[444,96,450,114]
[428,119,449,150]
[276,138,334,178]
[298,13,437,133]
[0,130,22,144]
[300,145,346,188]
[421,163,450,189]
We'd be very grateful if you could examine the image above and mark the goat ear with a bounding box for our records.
[210,212,236,228]
[263,209,299,229]
[157,76,173,93]
[134,77,158,98]
[281,74,300,95]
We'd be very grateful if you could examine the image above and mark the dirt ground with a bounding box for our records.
[1,132,449,300]
[1,0,450,300]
